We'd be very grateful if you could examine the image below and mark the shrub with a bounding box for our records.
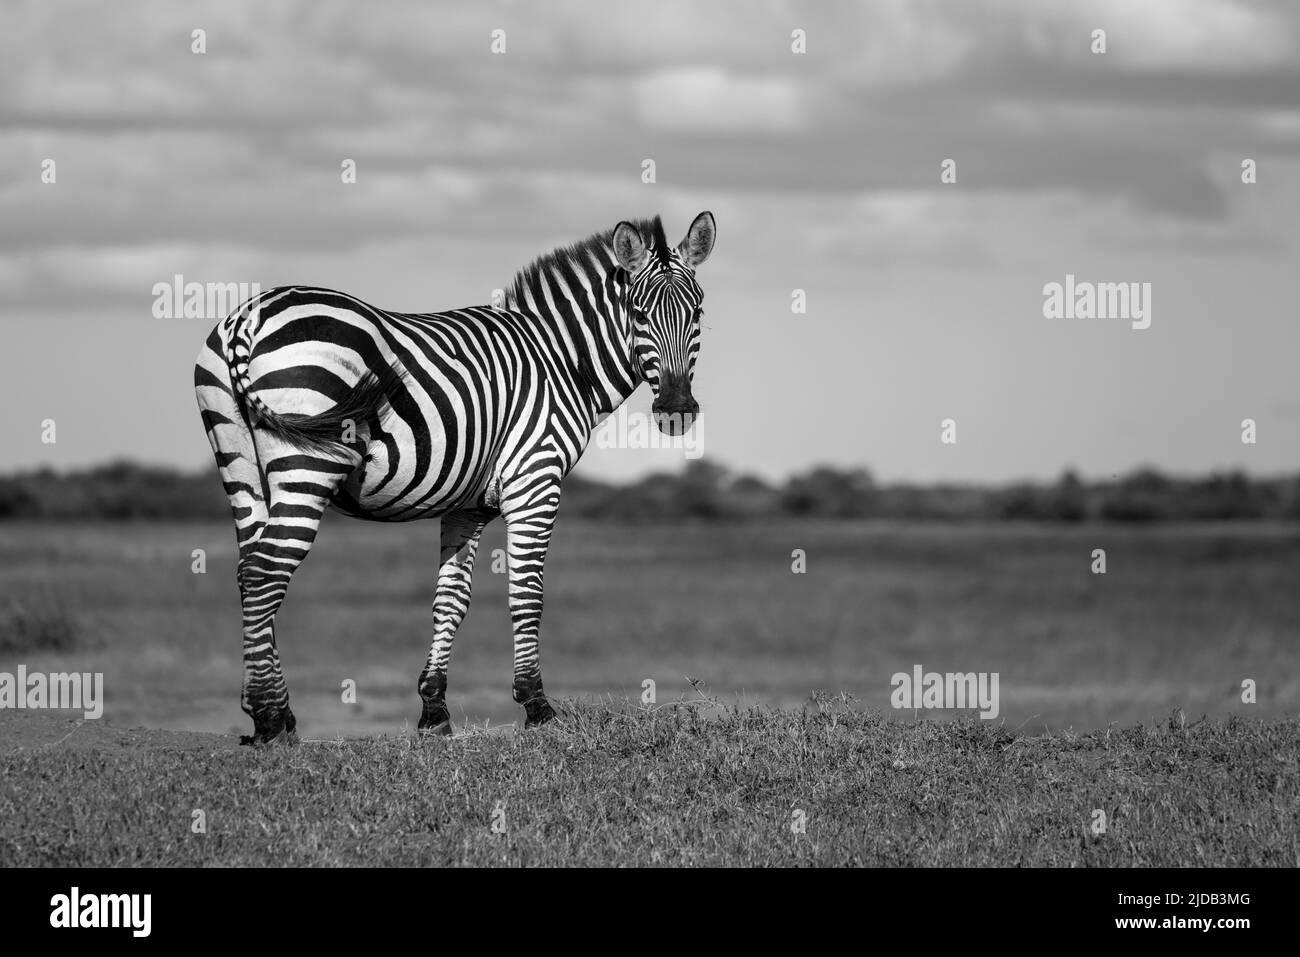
[0,587,79,653]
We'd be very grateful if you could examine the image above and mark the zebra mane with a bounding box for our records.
[504,216,669,413]
[506,215,669,306]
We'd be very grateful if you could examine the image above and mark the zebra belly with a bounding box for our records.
[331,432,493,521]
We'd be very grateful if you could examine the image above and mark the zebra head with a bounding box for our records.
[612,211,716,436]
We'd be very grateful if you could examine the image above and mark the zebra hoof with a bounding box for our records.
[240,708,299,747]
[418,701,453,736]
[240,727,297,748]
[523,697,556,728]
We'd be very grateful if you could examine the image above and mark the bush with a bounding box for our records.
[0,587,79,653]
[0,460,1295,525]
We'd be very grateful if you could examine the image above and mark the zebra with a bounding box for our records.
[194,212,716,744]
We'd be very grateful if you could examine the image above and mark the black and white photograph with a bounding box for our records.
[0,0,1295,930]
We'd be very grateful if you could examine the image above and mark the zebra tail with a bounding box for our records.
[246,368,403,455]
[226,316,404,455]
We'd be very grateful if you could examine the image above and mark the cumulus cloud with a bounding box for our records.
[0,0,1297,309]
[633,67,806,135]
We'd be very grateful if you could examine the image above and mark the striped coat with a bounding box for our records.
[194,212,716,742]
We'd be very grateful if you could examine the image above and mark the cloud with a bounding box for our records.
[633,67,805,135]
[1,0,1298,310]
[1006,0,1297,72]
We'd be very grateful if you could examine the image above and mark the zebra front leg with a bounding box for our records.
[503,484,561,728]
[417,509,493,735]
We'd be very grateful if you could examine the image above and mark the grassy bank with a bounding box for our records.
[1,702,1295,866]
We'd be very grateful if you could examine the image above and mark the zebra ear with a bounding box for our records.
[678,211,716,267]
[613,221,648,273]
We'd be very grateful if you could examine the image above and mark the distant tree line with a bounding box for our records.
[3,460,1298,523]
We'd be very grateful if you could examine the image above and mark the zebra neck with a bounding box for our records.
[506,254,641,424]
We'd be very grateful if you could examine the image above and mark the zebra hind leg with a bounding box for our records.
[417,509,493,736]
[237,429,363,746]
[195,337,280,743]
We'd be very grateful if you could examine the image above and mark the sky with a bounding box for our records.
[2,0,1299,484]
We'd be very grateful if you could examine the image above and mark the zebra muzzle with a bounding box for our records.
[651,376,699,436]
